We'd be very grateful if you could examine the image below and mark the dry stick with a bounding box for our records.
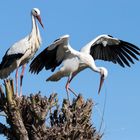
[4,79,29,140]
[98,90,107,133]
[10,79,15,96]
[0,85,5,99]
[4,80,13,104]
[0,79,101,140]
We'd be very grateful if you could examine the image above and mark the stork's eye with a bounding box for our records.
[34,10,37,13]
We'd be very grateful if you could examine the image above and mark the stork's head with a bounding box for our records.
[98,67,108,94]
[32,8,44,28]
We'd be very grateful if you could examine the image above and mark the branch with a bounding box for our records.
[4,79,29,140]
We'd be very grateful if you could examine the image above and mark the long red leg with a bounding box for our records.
[65,73,78,100]
[65,78,70,101]
[68,87,78,97]
[68,72,78,97]
[20,64,26,96]
[15,68,18,97]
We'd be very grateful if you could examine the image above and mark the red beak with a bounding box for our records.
[36,15,44,28]
[98,75,104,94]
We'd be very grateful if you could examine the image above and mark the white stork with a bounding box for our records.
[29,34,140,99]
[0,8,44,96]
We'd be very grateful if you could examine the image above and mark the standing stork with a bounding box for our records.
[0,8,44,96]
[29,34,140,98]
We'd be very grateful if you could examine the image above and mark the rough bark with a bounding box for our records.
[0,79,101,140]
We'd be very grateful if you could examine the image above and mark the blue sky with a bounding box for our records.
[0,0,139,140]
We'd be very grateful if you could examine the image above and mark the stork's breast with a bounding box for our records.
[30,37,41,54]
[62,57,79,73]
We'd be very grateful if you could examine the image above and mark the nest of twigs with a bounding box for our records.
[0,79,101,140]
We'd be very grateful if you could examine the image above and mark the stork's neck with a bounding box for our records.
[30,15,40,38]
[90,63,101,73]
[78,52,102,73]
[91,65,108,78]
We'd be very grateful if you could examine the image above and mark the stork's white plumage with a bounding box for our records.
[30,34,140,98]
[0,8,44,96]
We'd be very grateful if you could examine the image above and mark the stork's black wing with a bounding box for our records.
[0,53,24,69]
[29,35,70,74]
[81,35,140,67]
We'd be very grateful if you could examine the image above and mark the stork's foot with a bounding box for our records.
[65,83,70,101]
[15,92,19,97]
[19,92,22,97]
[15,92,22,98]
